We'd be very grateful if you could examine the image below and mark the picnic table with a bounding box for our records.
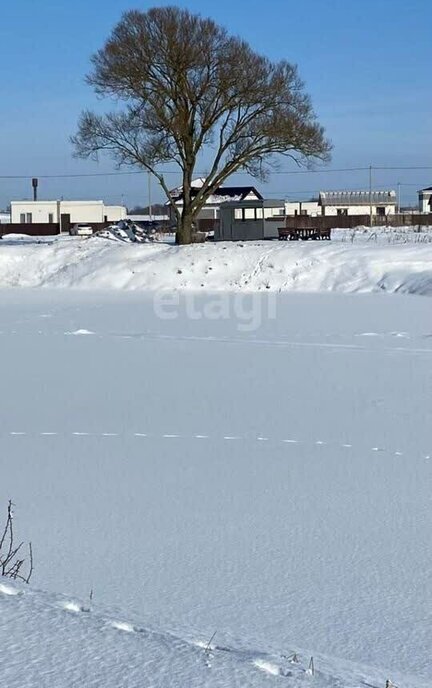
[278,227,331,241]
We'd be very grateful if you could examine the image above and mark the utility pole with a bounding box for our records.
[148,171,152,222]
[32,178,38,202]
[57,200,62,234]
[397,182,401,214]
[369,165,373,228]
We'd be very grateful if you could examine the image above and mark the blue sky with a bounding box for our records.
[0,0,430,208]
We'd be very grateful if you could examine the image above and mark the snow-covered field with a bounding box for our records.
[1,283,432,686]
[1,226,432,294]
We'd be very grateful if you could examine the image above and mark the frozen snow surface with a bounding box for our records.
[0,226,432,294]
[1,580,429,688]
[1,230,432,686]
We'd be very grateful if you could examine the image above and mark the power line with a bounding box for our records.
[0,167,366,180]
[0,165,431,181]
[266,182,429,195]
[373,166,432,171]
[0,171,172,180]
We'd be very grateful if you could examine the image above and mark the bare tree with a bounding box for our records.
[72,6,331,244]
[0,500,33,584]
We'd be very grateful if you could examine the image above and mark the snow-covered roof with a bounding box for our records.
[169,180,263,205]
[319,190,396,206]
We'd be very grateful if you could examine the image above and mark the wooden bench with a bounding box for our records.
[278,227,331,241]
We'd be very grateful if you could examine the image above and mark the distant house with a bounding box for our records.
[10,200,126,229]
[127,214,169,223]
[0,212,10,224]
[215,199,285,241]
[319,191,396,217]
[285,200,321,217]
[167,178,263,232]
[418,187,432,214]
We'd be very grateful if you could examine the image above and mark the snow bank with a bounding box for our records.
[0,581,428,688]
[1,228,432,295]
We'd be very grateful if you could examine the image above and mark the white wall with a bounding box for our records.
[60,201,105,223]
[263,205,285,218]
[244,191,261,200]
[285,201,321,217]
[10,201,127,225]
[11,201,57,223]
[104,205,127,222]
[323,204,396,217]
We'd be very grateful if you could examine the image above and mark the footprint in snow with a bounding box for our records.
[254,659,287,677]
[109,621,136,633]
[0,583,23,597]
[194,639,215,651]
[65,329,96,336]
[61,601,89,613]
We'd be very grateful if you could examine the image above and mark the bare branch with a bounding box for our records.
[0,501,34,585]
[26,543,34,584]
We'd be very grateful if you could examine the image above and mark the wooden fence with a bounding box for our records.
[0,223,59,237]
[0,221,112,238]
[284,214,432,230]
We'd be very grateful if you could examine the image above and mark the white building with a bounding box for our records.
[285,200,321,217]
[418,187,432,213]
[10,200,127,226]
[0,212,10,224]
[319,191,396,217]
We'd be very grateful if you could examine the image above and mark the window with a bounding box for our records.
[376,207,385,216]
[26,213,33,223]
[48,213,54,223]
[337,208,348,216]
[234,206,266,221]
[20,213,26,223]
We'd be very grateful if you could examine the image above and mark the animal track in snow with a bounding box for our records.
[1,429,429,462]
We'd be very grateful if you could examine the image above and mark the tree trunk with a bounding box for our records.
[176,215,193,245]
[175,172,195,246]
[175,213,194,244]
[175,162,196,245]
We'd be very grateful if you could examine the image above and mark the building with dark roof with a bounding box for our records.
[419,187,432,213]
[167,178,263,233]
